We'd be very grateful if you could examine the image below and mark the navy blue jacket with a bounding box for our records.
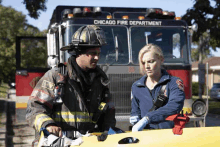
[131,70,185,129]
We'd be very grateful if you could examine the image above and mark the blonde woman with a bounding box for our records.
[130,44,185,132]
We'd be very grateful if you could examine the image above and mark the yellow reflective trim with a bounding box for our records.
[54,111,93,116]
[34,114,52,132]
[38,118,53,132]
[98,102,106,111]
[54,118,95,123]
[37,131,45,147]
[34,114,47,130]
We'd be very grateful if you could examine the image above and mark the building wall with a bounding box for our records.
[207,72,212,89]
[192,71,198,82]
[213,71,220,84]
[191,70,220,90]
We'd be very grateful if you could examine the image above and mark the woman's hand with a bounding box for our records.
[132,116,149,132]
[130,116,140,125]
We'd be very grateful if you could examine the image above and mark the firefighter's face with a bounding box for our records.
[142,51,164,77]
[78,47,101,70]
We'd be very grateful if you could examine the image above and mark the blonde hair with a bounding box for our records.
[138,43,164,75]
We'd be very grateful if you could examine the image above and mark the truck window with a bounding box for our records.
[130,26,187,64]
[173,33,181,58]
[64,25,129,65]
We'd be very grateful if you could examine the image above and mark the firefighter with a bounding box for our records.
[26,25,116,140]
[130,43,185,132]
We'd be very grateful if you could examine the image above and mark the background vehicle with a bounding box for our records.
[15,5,200,130]
[210,83,220,100]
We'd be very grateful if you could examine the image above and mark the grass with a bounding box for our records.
[192,95,220,115]
[0,83,9,98]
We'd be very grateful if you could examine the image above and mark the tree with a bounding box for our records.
[182,0,220,56]
[0,5,46,82]
[191,31,213,61]
[182,0,220,98]
[22,0,48,19]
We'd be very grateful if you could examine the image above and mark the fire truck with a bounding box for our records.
[15,5,205,130]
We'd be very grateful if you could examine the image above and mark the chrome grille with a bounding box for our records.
[108,74,141,115]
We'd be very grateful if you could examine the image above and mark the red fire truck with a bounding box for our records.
[15,5,203,130]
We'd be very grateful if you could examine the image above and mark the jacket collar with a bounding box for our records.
[67,63,109,83]
[135,69,170,87]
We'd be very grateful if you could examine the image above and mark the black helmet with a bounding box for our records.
[61,25,107,51]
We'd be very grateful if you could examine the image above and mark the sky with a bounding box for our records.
[2,0,220,56]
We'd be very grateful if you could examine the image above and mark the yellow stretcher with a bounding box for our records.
[71,127,220,147]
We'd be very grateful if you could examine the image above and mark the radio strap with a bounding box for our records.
[149,84,167,112]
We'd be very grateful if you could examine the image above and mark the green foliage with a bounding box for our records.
[182,0,220,53]
[0,5,46,82]
[20,39,47,69]
[192,82,208,95]
[192,82,199,95]
[22,0,48,19]
[208,100,220,114]
[0,83,9,98]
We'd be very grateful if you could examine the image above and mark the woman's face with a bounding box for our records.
[142,51,163,77]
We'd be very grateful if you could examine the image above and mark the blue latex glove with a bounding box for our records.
[132,117,149,132]
[129,116,140,125]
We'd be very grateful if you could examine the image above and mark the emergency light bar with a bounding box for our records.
[83,7,92,17]
[146,8,163,18]
[61,7,176,20]
[62,9,72,19]
[169,11,176,19]
[93,7,102,16]
[62,7,102,18]
[122,15,129,19]
[107,15,113,19]
[138,16,145,20]
[175,17,181,20]
[73,8,82,17]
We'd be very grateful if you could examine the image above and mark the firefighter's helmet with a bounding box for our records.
[60,25,107,51]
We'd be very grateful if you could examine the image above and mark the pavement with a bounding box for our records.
[0,89,35,147]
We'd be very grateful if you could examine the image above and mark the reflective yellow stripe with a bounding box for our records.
[34,114,53,132]
[98,102,106,111]
[54,111,92,116]
[54,111,96,123]
[54,118,95,123]
[38,130,45,147]
[35,114,46,130]
[38,118,53,132]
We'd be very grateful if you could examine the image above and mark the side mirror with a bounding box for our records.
[191,23,198,32]
[114,36,118,62]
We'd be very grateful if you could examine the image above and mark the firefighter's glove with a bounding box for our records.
[130,116,140,125]
[132,116,149,132]
[97,131,108,141]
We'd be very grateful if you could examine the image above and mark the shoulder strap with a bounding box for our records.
[53,63,67,104]
[160,84,167,96]
[149,84,167,112]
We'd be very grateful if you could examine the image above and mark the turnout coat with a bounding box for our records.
[26,63,116,138]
